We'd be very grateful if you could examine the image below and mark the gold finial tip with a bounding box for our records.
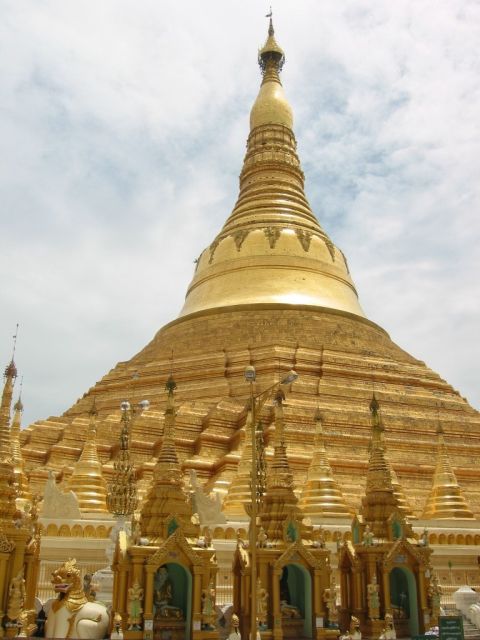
[165,375,177,394]
[369,393,379,414]
[89,398,98,418]
[4,359,17,380]
[14,396,23,412]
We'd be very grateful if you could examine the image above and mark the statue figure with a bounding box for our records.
[201,580,216,630]
[258,527,268,548]
[428,575,442,623]
[83,574,96,602]
[362,525,374,546]
[380,613,396,640]
[227,613,241,639]
[313,526,326,548]
[256,578,268,629]
[7,571,25,622]
[131,516,142,545]
[154,566,183,620]
[342,615,362,640]
[367,574,380,620]
[419,528,429,547]
[44,559,109,639]
[323,575,339,627]
[204,526,213,548]
[280,601,301,619]
[127,582,144,630]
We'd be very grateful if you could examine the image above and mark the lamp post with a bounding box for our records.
[244,367,298,640]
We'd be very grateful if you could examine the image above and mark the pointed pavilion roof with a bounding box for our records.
[0,360,18,521]
[178,20,365,320]
[10,395,32,504]
[299,409,351,518]
[66,401,108,513]
[259,390,306,543]
[359,394,400,538]
[222,408,255,519]
[140,377,199,542]
[422,422,474,519]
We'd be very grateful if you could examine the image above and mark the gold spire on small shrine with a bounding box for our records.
[259,390,305,542]
[10,394,32,504]
[67,401,108,513]
[107,400,138,518]
[299,409,351,518]
[0,359,18,521]
[372,399,413,519]
[423,421,474,519]
[140,377,198,541]
[360,394,399,538]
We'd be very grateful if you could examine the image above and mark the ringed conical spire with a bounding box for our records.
[10,394,32,505]
[259,390,306,542]
[423,422,474,520]
[66,401,108,513]
[140,377,199,541]
[299,409,351,519]
[360,395,400,538]
[179,20,365,319]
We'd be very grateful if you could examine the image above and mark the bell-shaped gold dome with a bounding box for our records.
[179,21,365,320]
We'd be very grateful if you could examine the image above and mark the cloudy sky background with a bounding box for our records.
[1,0,479,427]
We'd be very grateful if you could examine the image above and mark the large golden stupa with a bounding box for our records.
[21,20,480,525]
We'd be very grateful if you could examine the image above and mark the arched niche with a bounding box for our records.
[280,563,313,639]
[389,567,419,636]
[154,563,192,639]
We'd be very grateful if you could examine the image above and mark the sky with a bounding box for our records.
[1,0,479,427]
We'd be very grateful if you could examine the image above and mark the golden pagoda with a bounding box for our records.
[422,422,474,520]
[338,396,432,639]
[66,402,108,514]
[0,359,39,637]
[299,408,351,520]
[112,379,218,640]
[17,14,480,592]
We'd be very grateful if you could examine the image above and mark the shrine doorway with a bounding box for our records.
[389,567,419,637]
[281,563,312,638]
[154,563,192,639]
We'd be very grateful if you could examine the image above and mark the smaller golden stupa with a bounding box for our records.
[66,401,108,514]
[299,408,351,519]
[422,422,474,519]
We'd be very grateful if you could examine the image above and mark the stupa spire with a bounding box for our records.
[0,358,18,521]
[107,400,138,518]
[259,390,305,542]
[359,394,399,538]
[179,19,364,319]
[10,391,32,504]
[299,409,351,518]
[67,401,108,513]
[423,421,474,519]
[140,378,198,541]
[371,395,414,519]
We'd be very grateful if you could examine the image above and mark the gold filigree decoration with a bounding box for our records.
[0,530,15,553]
[264,226,281,249]
[295,229,312,252]
[233,230,250,251]
[324,237,335,261]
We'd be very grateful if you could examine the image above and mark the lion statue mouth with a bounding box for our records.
[53,583,72,593]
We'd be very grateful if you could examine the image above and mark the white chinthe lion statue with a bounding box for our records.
[45,558,109,639]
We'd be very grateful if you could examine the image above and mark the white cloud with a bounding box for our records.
[0,0,479,425]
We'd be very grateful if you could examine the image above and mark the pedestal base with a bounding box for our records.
[362,619,384,640]
[282,618,305,639]
[316,628,340,640]
[154,619,185,640]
